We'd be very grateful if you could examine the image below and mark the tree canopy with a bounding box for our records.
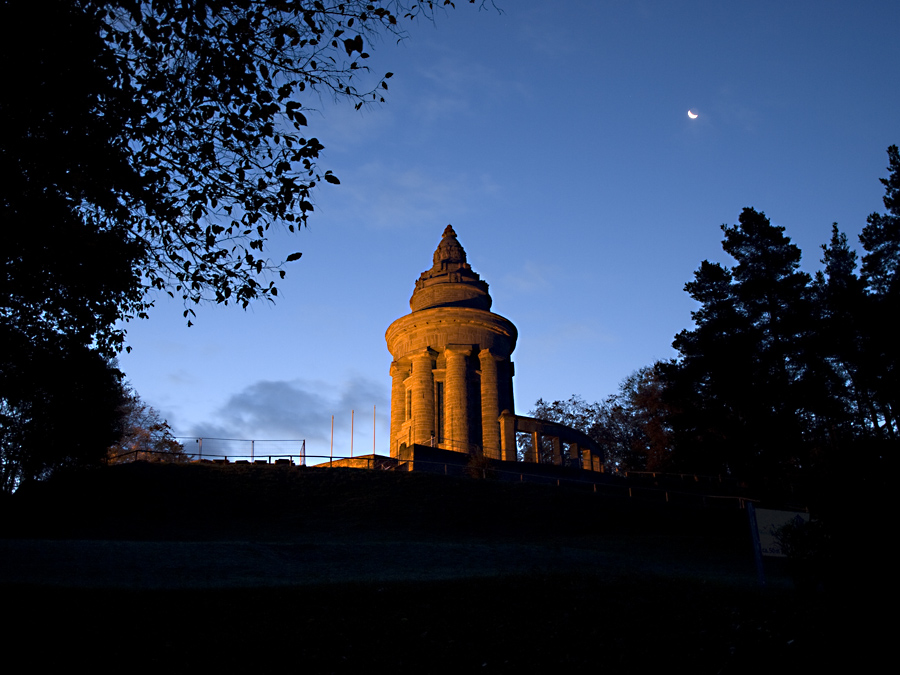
[856,145,900,439]
[2,0,482,353]
[2,1,147,355]
[662,148,898,480]
[524,367,672,472]
[1,0,485,490]
[663,208,815,478]
[525,145,898,487]
[108,387,188,464]
[860,145,900,297]
[0,343,126,492]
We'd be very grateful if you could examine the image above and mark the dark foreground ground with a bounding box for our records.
[1,463,842,672]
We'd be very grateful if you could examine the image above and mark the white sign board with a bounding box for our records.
[755,508,810,557]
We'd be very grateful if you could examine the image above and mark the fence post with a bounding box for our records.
[747,502,766,587]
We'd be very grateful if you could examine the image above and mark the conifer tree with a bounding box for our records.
[665,208,813,478]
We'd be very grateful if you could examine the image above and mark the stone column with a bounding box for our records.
[504,361,516,419]
[410,349,436,446]
[499,410,516,462]
[479,348,500,460]
[568,441,579,467]
[444,346,470,453]
[530,430,541,463]
[582,446,593,471]
[551,436,562,465]
[389,361,406,458]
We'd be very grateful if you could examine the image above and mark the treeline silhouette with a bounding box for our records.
[0,1,472,493]
[530,146,898,498]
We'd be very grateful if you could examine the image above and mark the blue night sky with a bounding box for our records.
[116,0,900,460]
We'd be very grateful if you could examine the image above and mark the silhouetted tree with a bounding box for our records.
[663,208,814,479]
[0,342,126,492]
[1,1,148,355]
[860,145,900,297]
[3,0,485,352]
[857,145,900,443]
[520,395,604,464]
[523,368,673,471]
[802,148,899,467]
[107,388,188,464]
[526,149,898,483]
[807,226,870,459]
[1,0,484,487]
[616,365,673,471]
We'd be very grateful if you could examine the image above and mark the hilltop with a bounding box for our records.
[2,462,833,672]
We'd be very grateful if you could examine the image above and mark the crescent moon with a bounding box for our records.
[688,110,698,119]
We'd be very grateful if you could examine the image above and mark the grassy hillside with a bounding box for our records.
[5,461,749,537]
[1,462,835,672]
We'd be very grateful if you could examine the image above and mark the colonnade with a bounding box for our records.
[389,345,514,460]
[499,411,603,471]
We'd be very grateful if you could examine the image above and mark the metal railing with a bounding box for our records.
[109,442,764,510]
[175,437,307,464]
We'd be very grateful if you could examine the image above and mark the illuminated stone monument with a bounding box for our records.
[385,226,517,460]
[385,225,603,471]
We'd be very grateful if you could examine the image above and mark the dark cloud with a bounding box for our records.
[190,377,389,446]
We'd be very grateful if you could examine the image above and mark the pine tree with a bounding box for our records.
[857,145,900,442]
[665,208,813,478]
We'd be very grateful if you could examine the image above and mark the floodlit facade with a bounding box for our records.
[385,226,517,460]
[385,225,603,471]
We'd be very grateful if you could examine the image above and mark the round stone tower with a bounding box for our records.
[385,225,517,460]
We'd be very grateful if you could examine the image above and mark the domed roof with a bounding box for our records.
[432,224,467,268]
[410,225,492,311]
